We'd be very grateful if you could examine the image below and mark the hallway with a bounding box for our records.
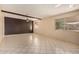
[0,34,79,54]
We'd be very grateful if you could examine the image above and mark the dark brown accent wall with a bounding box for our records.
[5,17,33,35]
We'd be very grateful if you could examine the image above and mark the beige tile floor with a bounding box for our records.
[0,33,79,54]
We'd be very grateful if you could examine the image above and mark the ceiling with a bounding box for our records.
[1,4,79,18]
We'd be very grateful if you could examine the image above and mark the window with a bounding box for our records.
[55,18,79,31]
[56,19,65,30]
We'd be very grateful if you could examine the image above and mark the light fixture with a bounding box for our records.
[55,4,62,8]
[55,4,74,8]
[66,22,79,24]
[25,17,30,22]
[29,18,39,21]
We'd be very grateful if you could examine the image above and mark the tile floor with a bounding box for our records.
[0,33,79,54]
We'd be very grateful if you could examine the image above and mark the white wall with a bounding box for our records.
[34,9,79,45]
[0,6,4,43]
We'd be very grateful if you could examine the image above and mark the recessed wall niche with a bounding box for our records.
[5,17,33,35]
